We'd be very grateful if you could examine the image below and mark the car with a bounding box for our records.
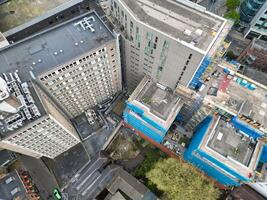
[53,188,62,200]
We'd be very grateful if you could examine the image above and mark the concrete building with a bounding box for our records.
[123,76,184,143]
[0,11,122,158]
[204,63,267,136]
[237,38,267,72]
[0,73,80,159]
[0,150,16,168]
[184,115,264,186]
[63,151,158,200]
[0,11,122,119]
[240,0,267,41]
[107,0,228,91]
[248,145,267,199]
[0,170,28,200]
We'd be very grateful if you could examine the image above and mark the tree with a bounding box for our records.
[226,0,240,10]
[224,10,240,24]
[146,158,221,200]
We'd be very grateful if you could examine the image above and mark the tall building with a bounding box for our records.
[240,0,267,40]
[123,76,184,143]
[107,0,228,91]
[184,115,264,186]
[0,11,122,119]
[0,11,122,158]
[0,74,80,159]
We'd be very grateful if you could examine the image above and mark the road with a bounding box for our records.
[17,154,59,200]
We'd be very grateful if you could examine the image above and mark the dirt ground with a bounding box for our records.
[0,0,68,32]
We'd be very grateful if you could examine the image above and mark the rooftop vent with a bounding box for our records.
[184,29,192,36]
[195,29,203,36]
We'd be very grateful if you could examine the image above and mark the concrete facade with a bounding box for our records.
[107,0,227,91]
[0,11,122,158]
[38,39,122,118]
[0,80,80,159]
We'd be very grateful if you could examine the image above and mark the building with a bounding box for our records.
[0,150,16,168]
[0,73,80,159]
[107,0,228,91]
[63,151,158,200]
[240,0,267,41]
[226,185,266,200]
[123,76,184,143]
[248,145,267,199]
[237,38,267,72]
[184,115,264,186]
[0,11,122,119]
[0,170,28,200]
[0,11,122,158]
[204,63,267,136]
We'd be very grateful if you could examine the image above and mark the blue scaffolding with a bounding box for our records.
[183,116,254,186]
[123,102,168,143]
[189,56,211,90]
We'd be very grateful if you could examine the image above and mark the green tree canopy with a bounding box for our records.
[226,0,241,10]
[224,10,240,24]
[146,158,221,200]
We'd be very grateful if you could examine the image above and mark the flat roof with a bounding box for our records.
[199,116,263,178]
[0,11,114,80]
[0,74,46,138]
[205,66,267,133]
[0,170,27,200]
[0,11,114,138]
[135,81,179,120]
[207,119,255,166]
[128,76,183,130]
[119,0,225,51]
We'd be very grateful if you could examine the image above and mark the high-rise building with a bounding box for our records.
[123,76,184,143]
[0,11,122,158]
[0,74,80,159]
[240,0,267,40]
[0,11,122,119]
[107,0,228,91]
[184,115,265,186]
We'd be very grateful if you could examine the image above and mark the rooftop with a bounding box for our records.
[0,170,27,200]
[0,11,114,80]
[64,152,157,200]
[0,74,46,138]
[207,119,256,166]
[205,65,267,134]
[199,116,263,178]
[119,0,225,51]
[130,76,181,121]
[0,150,16,167]
[0,11,114,138]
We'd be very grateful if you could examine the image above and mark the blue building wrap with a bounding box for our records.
[126,102,167,132]
[183,116,253,186]
[189,56,211,89]
[123,102,168,143]
[231,117,264,139]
